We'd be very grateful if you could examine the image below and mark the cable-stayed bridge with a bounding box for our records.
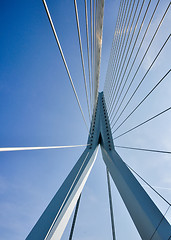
[0,0,170,239]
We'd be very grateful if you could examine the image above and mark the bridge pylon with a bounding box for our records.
[26,92,171,240]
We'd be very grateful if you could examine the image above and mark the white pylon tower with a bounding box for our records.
[26,92,170,240]
[26,0,171,239]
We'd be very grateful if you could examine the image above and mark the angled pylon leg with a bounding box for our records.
[100,92,171,239]
[26,146,99,240]
[101,147,171,239]
[26,98,101,240]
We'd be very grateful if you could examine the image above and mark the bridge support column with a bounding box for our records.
[100,92,171,240]
[26,92,170,240]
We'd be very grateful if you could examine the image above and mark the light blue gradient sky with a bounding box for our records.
[0,0,170,239]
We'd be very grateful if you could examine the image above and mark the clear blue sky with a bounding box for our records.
[0,0,170,239]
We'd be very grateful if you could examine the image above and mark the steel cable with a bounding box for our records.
[108,0,138,113]
[84,0,92,114]
[104,0,125,98]
[69,194,81,240]
[107,0,141,112]
[90,0,94,108]
[111,3,171,126]
[104,0,124,107]
[126,163,171,206]
[113,69,170,133]
[149,205,170,240]
[113,106,171,139]
[110,0,161,122]
[107,0,130,107]
[108,0,136,104]
[104,0,122,98]
[74,0,91,122]
[0,144,89,152]
[106,169,116,240]
[105,0,128,105]
[42,0,89,130]
[115,145,171,154]
[109,0,152,118]
[108,0,145,116]
[111,34,170,129]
